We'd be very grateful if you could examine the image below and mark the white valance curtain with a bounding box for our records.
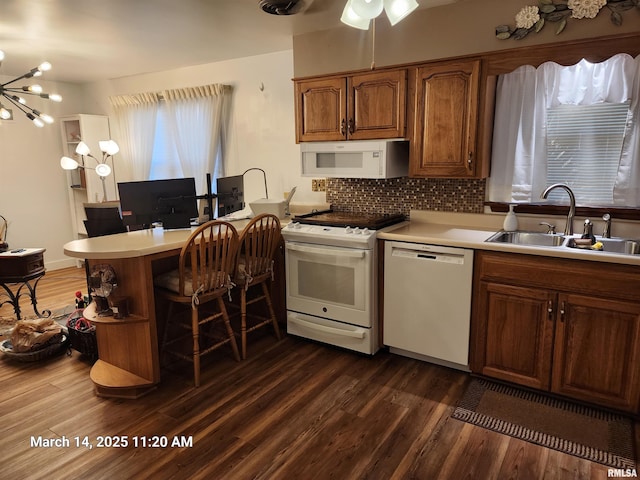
[488,53,640,205]
[109,84,233,189]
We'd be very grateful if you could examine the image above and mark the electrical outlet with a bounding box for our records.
[311,179,326,192]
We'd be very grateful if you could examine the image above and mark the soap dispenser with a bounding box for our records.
[503,204,519,232]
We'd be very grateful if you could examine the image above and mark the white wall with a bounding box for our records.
[1,50,324,271]
[0,77,87,270]
[85,50,324,206]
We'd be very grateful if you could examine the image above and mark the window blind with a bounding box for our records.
[546,102,630,204]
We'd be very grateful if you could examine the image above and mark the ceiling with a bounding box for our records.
[0,0,457,83]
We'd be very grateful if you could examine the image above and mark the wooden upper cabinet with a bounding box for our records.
[348,70,406,140]
[295,77,347,142]
[294,69,407,143]
[410,59,482,178]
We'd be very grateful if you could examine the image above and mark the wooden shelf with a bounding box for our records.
[90,360,156,399]
[83,302,148,325]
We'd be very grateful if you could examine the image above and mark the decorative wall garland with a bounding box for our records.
[496,0,639,40]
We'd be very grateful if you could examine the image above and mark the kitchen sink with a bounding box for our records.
[566,237,640,255]
[485,231,566,247]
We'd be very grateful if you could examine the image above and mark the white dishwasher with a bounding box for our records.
[383,241,473,371]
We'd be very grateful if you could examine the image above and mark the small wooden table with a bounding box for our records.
[0,248,49,320]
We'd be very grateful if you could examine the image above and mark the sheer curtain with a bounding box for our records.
[162,85,233,193]
[488,53,640,205]
[109,93,160,181]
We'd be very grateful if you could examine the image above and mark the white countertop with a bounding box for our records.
[64,219,255,260]
[63,202,331,260]
[378,211,640,267]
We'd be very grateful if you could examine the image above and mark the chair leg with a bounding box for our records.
[219,297,241,362]
[241,288,247,360]
[192,305,201,388]
[262,282,281,340]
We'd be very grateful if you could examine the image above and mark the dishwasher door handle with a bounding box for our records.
[391,247,466,264]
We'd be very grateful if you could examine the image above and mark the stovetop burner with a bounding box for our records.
[292,210,405,230]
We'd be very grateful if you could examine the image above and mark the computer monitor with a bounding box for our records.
[216,175,244,218]
[118,178,198,229]
[83,202,127,237]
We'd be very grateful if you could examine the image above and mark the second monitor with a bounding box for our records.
[216,175,244,218]
[118,178,198,229]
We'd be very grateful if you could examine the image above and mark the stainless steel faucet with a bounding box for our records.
[540,183,576,235]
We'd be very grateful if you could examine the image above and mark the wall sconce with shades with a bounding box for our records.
[341,0,419,30]
[0,50,63,127]
[60,140,119,202]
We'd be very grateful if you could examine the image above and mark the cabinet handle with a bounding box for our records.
[348,118,355,135]
[560,301,566,322]
[467,151,473,170]
[340,118,346,136]
[547,300,553,320]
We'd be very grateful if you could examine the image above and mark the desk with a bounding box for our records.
[0,248,49,320]
[64,223,251,399]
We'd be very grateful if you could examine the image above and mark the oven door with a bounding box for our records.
[285,241,373,328]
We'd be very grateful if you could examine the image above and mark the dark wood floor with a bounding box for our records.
[0,268,624,479]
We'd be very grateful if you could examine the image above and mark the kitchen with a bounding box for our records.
[2,0,640,478]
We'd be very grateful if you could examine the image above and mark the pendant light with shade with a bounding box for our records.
[340,0,419,30]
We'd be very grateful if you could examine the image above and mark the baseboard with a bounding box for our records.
[45,258,82,271]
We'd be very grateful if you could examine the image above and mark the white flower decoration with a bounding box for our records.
[568,0,607,19]
[515,5,541,29]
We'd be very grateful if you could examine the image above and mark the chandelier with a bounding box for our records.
[0,50,62,127]
[341,0,419,29]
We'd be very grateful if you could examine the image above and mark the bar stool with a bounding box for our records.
[230,214,282,359]
[154,220,240,387]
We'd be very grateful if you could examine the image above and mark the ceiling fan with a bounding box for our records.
[258,0,314,15]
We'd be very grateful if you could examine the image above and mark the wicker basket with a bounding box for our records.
[0,335,68,362]
[66,311,98,360]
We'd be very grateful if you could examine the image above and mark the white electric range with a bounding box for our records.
[281,210,404,354]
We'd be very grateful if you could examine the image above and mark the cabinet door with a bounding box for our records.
[477,281,555,390]
[552,293,640,412]
[410,59,480,178]
[348,70,406,140]
[295,77,347,142]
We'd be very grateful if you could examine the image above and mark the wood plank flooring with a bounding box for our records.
[0,267,629,479]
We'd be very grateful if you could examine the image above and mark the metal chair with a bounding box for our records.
[154,220,240,387]
[230,214,282,359]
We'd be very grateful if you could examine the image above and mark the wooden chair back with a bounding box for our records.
[177,220,239,299]
[237,214,281,288]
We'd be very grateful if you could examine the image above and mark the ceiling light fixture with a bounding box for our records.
[341,0,419,30]
[60,140,119,202]
[0,50,62,127]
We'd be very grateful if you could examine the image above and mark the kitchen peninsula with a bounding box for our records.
[64,221,251,399]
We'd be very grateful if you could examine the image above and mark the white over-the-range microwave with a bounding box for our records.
[300,139,409,179]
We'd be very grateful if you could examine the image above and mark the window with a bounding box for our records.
[149,104,182,180]
[110,84,233,196]
[488,54,640,207]
[545,102,630,204]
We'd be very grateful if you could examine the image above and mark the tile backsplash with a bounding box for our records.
[326,178,486,216]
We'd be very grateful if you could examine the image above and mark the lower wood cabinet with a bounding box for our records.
[471,251,640,413]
